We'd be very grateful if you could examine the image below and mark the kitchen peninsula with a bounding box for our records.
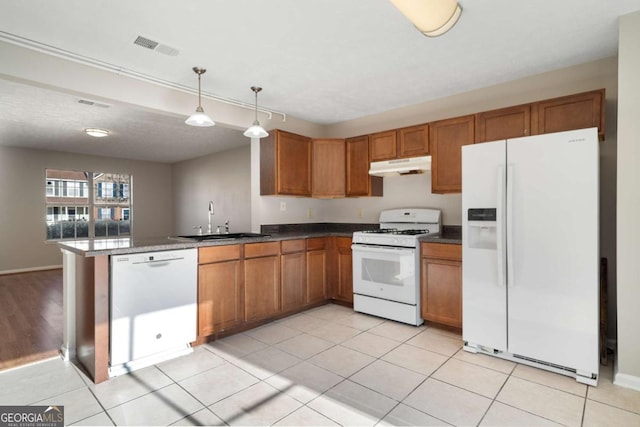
[58,225,371,384]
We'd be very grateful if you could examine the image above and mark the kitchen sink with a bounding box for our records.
[177,232,270,241]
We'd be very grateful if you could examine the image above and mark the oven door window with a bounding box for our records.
[352,246,417,304]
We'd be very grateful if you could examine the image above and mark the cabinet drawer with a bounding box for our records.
[281,239,306,253]
[421,242,462,261]
[245,241,280,258]
[199,245,241,264]
[306,237,326,251]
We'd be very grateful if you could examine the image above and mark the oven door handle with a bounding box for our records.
[351,244,415,256]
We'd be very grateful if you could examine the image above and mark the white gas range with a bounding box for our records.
[352,208,442,326]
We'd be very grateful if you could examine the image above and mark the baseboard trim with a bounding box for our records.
[0,265,62,276]
[614,371,640,391]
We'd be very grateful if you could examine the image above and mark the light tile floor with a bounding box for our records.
[1,303,639,426]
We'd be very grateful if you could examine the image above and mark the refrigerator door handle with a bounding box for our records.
[506,165,515,288]
[496,166,506,288]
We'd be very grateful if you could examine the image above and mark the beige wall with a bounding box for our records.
[615,11,640,389]
[172,144,252,235]
[0,146,173,273]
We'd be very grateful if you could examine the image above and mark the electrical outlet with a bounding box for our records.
[307,208,313,218]
[280,201,287,212]
[357,207,363,218]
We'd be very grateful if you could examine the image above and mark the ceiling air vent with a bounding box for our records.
[133,35,180,57]
[133,35,158,50]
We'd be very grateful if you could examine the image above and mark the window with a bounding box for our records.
[45,169,132,240]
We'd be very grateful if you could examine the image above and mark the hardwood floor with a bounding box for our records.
[0,269,63,371]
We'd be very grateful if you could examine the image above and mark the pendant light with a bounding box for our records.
[244,86,269,138]
[390,0,462,37]
[185,67,215,127]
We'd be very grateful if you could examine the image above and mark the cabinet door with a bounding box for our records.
[198,260,243,336]
[398,124,429,157]
[346,136,383,197]
[476,104,531,143]
[281,251,306,312]
[333,237,353,303]
[277,130,312,196]
[307,249,327,304]
[430,115,475,194]
[370,131,397,161]
[420,257,462,328]
[533,90,604,139]
[312,139,346,197]
[244,255,280,322]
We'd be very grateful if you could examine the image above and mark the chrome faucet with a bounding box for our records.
[207,201,214,234]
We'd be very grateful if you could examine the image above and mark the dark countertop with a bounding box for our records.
[57,231,355,257]
[58,223,462,256]
[420,225,462,245]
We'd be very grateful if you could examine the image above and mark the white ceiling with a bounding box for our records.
[1,0,639,163]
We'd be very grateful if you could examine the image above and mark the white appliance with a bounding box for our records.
[462,127,599,385]
[369,155,431,177]
[352,208,441,325]
[109,248,197,377]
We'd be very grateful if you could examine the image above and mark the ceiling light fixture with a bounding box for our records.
[84,128,110,138]
[244,86,269,139]
[390,0,462,37]
[185,67,215,127]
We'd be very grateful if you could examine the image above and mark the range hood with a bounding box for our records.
[369,155,432,177]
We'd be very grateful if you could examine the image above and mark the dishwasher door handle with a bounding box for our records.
[132,257,185,265]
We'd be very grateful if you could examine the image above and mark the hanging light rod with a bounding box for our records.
[185,67,215,127]
[244,86,269,139]
[0,31,287,122]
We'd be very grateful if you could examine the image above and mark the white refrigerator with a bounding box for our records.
[462,127,599,385]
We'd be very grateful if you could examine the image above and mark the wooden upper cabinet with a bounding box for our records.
[370,131,397,161]
[345,135,383,197]
[430,114,475,194]
[398,124,429,157]
[370,125,429,161]
[533,89,605,140]
[260,129,312,196]
[476,104,531,143]
[312,139,346,198]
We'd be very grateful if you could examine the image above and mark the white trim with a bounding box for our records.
[614,369,640,392]
[0,264,62,275]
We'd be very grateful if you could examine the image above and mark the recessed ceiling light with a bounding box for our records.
[84,128,110,138]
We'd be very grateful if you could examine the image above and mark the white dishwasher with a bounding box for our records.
[109,248,197,377]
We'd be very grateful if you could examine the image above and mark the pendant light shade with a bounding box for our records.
[244,86,269,138]
[390,0,462,37]
[185,67,215,127]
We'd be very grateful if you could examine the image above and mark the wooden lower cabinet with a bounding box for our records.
[198,245,243,337]
[331,237,353,303]
[281,240,307,312]
[420,243,462,328]
[307,238,327,304]
[198,260,243,336]
[244,242,281,322]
